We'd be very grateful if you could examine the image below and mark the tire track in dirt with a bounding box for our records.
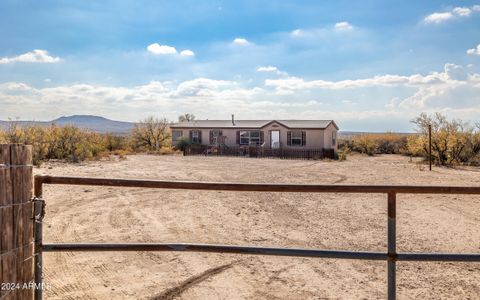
[45,189,123,299]
[113,189,197,297]
[150,262,235,300]
[126,189,202,286]
[44,199,94,299]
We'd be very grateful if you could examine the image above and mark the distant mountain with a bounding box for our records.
[339,131,416,138]
[51,115,135,133]
[0,115,135,134]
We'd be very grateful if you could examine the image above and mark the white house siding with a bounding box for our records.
[260,122,289,148]
[322,123,338,151]
[262,122,326,149]
[172,127,336,150]
[305,130,324,148]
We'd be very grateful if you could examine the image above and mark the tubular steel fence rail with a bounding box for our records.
[32,175,480,300]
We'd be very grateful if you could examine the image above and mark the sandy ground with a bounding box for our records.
[34,154,480,299]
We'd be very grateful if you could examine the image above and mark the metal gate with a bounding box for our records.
[33,175,480,300]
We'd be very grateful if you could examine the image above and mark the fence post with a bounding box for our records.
[0,144,34,299]
[33,194,44,300]
[428,124,432,171]
[387,192,397,300]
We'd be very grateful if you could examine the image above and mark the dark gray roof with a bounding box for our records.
[171,120,338,129]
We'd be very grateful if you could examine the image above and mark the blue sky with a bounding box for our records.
[1,0,480,131]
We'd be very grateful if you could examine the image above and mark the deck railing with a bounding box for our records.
[33,175,480,300]
[184,145,336,159]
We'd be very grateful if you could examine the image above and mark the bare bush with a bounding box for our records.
[178,113,196,122]
[130,116,171,152]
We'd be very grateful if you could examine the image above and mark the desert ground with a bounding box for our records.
[35,154,480,299]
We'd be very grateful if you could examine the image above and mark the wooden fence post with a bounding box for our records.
[0,144,34,299]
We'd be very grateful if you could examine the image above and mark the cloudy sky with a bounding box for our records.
[1,0,480,131]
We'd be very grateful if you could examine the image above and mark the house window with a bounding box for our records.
[239,131,261,145]
[332,131,337,146]
[240,131,249,145]
[191,130,200,143]
[291,131,303,145]
[249,131,260,145]
[172,130,183,141]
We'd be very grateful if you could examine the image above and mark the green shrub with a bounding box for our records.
[174,138,191,151]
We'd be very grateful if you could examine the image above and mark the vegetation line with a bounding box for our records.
[0,116,176,165]
[338,112,480,166]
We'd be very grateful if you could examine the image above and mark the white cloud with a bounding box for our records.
[342,100,357,105]
[264,63,480,117]
[175,78,236,97]
[256,66,278,72]
[424,5,479,23]
[43,78,52,83]
[2,64,479,131]
[467,44,480,56]
[291,23,355,38]
[398,78,480,111]
[0,78,267,121]
[180,49,195,57]
[291,29,302,37]
[385,97,401,109]
[452,7,471,17]
[2,82,33,92]
[256,66,288,76]
[147,44,196,58]
[444,63,468,81]
[0,49,60,64]
[233,38,250,45]
[424,12,454,23]
[147,43,177,55]
[265,72,444,93]
[334,22,353,31]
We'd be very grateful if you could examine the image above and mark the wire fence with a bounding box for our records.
[32,175,480,300]
[0,144,34,300]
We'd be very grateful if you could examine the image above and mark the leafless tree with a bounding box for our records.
[178,113,196,122]
[131,116,171,151]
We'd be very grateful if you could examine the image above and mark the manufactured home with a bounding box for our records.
[170,117,339,153]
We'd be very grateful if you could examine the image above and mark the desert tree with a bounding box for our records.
[104,133,127,151]
[409,112,480,165]
[178,113,196,122]
[5,119,24,143]
[131,116,171,151]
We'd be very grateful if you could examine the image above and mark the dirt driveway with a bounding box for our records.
[35,154,480,299]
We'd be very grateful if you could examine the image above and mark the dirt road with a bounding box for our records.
[35,154,480,299]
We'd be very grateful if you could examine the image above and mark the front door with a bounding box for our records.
[271,130,280,148]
